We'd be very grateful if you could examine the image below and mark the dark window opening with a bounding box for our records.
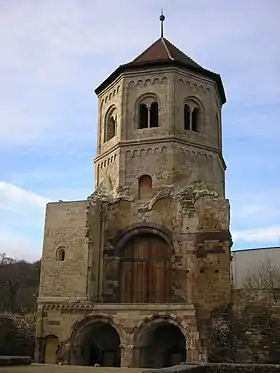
[139,104,148,129]
[150,101,159,127]
[192,107,199,132]
[57,248,65,261]
[184,104,190,130]
[106,116,116,141]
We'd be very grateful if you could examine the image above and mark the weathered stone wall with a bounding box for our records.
[39,201,89,298]
[95,149,120,191]
[95,183,231,311]
[174,72,222,149]
[36,303,201,366]
[97,77,124,155]
[123,71,172,139]
[94,67,226,196]
[37,43,231,367]
[94,76,124,190]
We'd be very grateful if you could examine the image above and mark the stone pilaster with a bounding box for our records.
[120,343,134,367]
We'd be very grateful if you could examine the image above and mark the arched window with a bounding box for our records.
[56,247,65,261]
[138,174,153,199]
[139,104,148,129]
[150,101,159,127]
[184,104,190,130]
[183,101,201,132]
[192,107,199,132]
[105,107,116,141]
[138,97,159,129]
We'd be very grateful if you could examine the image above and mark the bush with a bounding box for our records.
[0,313,35,358]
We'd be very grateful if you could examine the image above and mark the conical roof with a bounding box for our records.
[95,37,226,104]
[130,37,203,69]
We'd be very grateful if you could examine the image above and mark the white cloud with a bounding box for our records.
[0,1,279,144]
[233,226,280,243]
[0,230,41,262]
[0,181,50,211]
[0,182,51,259]
[235,205,267,219]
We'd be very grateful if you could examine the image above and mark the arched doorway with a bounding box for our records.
[136,320,187,368]
[78,321,121,366]
[120,233,172,303]
[44,335,59,364]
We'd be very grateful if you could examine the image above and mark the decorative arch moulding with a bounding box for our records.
[127,76,168,89]
[101,85,121,106]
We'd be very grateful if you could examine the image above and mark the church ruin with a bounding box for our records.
[35,16,232,368]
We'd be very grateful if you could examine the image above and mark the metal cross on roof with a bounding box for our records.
[159,9,165,38]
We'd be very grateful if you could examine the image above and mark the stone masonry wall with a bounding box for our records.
[175,71,222,149]
[93,67,226,196]
[90,181,231,311]
[39,201,89,298]
[38,303,202,366]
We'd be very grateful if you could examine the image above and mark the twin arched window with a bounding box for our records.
[184,103,200,132]
[104,99,202,136]
[139,101,158,129]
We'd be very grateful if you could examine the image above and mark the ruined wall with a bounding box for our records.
[90,181,231,310]
[39,201,89,298]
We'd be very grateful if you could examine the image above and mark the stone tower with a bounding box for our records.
[36,20,232,368]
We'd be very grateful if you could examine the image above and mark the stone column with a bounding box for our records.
[34,337,44,363]
[147,107,151,128]
[187,333,201,362]
[186,271,193,302]
[120,344,134,367]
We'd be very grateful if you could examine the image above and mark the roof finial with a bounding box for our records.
[159,9,165,38]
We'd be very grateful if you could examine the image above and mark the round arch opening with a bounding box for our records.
[135,320,187,368]
[77,321,121,367]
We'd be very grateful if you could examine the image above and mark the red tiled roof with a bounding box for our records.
[130,37,203,69]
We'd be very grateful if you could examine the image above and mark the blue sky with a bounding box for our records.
[0,0,280,261]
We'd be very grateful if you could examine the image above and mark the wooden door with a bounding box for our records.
[120,234,171,303]
[44,335,59,364]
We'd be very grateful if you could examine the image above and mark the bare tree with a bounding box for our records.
[0,253,16,265]
[242,258,280,290]
[0,253,40,313]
